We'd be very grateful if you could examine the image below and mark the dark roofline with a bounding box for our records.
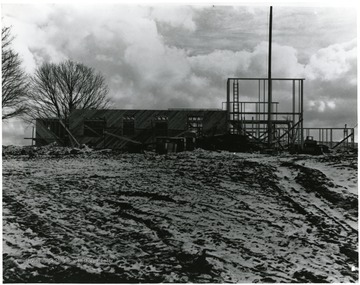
[71,108,225,112]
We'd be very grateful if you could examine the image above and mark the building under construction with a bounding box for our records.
[32,7,356,153]
[33,76,355,153]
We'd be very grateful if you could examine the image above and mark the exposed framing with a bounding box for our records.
[226,78,304,149]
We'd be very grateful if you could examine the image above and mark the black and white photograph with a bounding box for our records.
[1,1,358,283]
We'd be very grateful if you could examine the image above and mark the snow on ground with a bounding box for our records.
[2,149,358,282]
[295,155,358,195]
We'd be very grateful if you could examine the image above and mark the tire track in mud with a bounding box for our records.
[104,199,226,282]
[3,164,224,282]
[171,158,325,281]
[278,161,357,232]
[230,155,358,282]
[114,155,358,282]
[3,173,174,282]
[104,170,257,282]
[3,153,359,283]
[273,161,358,268]
[103,157,304,282]
[283,160,358,215]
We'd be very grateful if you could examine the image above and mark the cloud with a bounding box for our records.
[305,39,356,82]
[1,5,357,145]
[150,6,197,32]
[300,38,357,128]
[308,100,337,113]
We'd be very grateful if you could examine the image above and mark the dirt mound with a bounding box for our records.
[2,143,97,158]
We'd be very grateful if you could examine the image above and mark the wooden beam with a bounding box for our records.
[103,131,142,145]
[36,120,63,145]
[59,120,80,147]
[227,78,306,81]
[331,132,355,149]
[229,112,302,115]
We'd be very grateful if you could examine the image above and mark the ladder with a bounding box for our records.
[233,80,239,121]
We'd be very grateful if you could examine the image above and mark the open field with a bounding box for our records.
[2,148,358,283]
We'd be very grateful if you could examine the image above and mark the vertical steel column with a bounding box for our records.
[252,117,254,136]
[300,80,304,146]
[263,80,266,123]
[258,80,260,137]
[240,102,242,119]
[288,125,292,146]
[326,129,328,146]
[291,80,295,145]
[292,80,295,123]
[298,81,301,143]
[226,79,230,132]
[344,125,348,148]
[240,102,243,133]
[267,6,273,147]
[257,81,259,122]
[233,81,236,122]
[330,129,333,148]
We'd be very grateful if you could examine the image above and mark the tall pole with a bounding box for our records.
[267,6,273,147]
[226,79,230,132]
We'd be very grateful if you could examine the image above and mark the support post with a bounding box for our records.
[344,124,348,148]
[300,80,304,146]
[59,119,80,147]
[292,80,295,124]
[298,81,301,144]
[252,116,254,136]
[226,79,230,132]
[326,128,328,146]
[258,80,260,123]
[330,129,333,148]
[288,124,290,146]
[263,80,266,122]
[267,6,273,147]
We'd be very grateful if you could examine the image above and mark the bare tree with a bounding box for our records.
[28,60,110,121]
[2,26,29,120]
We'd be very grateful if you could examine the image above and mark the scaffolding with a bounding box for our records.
[224,77,356,151]
[304,126,356,150]
[226,77,304,150]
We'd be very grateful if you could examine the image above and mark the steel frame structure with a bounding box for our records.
[225,77,356,150]
[304,127,355,149]
[226,77,305,149]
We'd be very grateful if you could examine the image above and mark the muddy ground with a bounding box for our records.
[2,147,358,283]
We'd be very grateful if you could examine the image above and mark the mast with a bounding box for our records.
[267,6,273,147]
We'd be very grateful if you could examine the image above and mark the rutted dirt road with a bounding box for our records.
[2,149,358,283]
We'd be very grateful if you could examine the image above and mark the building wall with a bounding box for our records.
[35,118,67,146]
[69,109,227,149]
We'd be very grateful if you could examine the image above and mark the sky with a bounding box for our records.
[1,2,358,145]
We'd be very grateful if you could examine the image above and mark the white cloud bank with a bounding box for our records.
[1,5,357,145]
